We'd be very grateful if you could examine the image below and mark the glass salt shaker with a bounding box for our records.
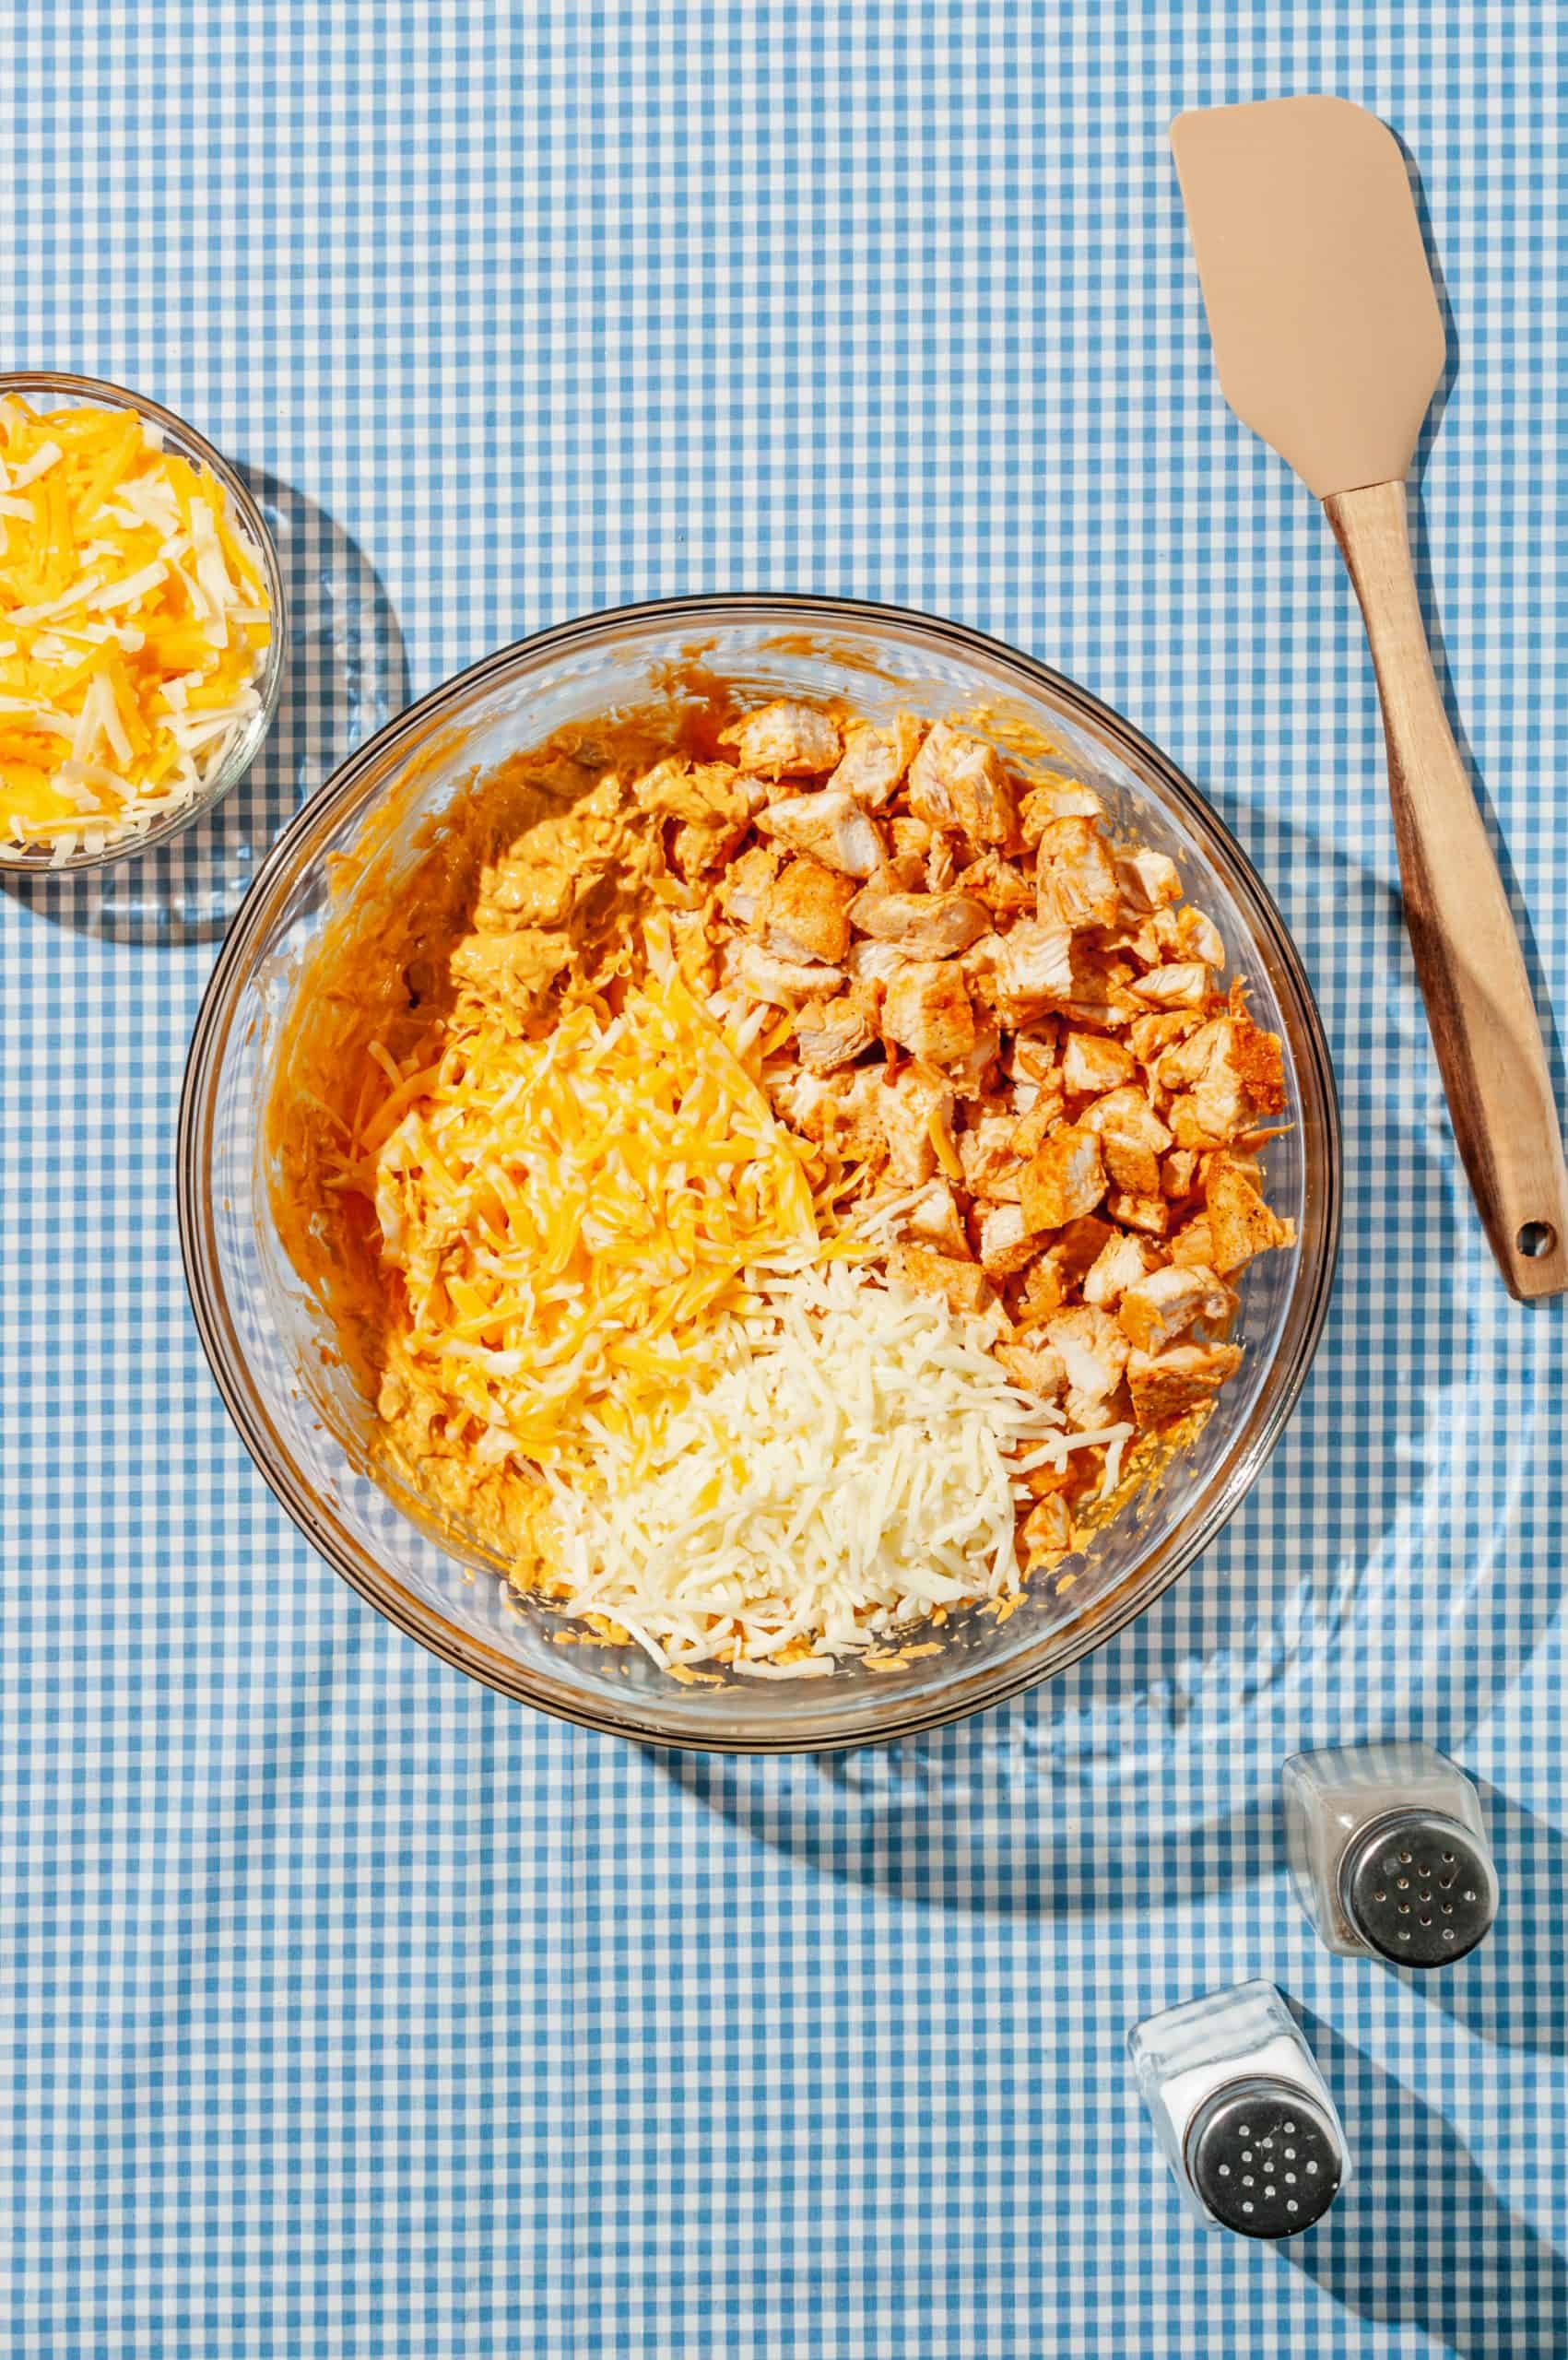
[1282,1741,1498,1965]
[1128,1979,1348,2237]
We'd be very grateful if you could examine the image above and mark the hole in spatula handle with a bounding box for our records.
[1516,1221,1557,1260]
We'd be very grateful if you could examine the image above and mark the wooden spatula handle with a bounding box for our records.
[1325,478,1568,1300]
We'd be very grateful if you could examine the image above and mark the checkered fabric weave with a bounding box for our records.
[2,4,1565,2353]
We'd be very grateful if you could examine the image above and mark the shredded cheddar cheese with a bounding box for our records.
[0,395,273,859]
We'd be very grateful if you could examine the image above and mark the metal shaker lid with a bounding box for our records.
[1185,2076,1343,2237]
[1339,1809,1497,1966]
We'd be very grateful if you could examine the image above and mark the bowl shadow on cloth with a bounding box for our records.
[1283,2003,1567,2357]
[657,813,1562,1917]
[0,467,409,948]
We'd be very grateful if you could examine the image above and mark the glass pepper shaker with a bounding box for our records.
[1282,1741,1498,1965]
[1128,1978,1348,2237]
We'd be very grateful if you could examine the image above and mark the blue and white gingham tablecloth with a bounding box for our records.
[3,6,1566,2354]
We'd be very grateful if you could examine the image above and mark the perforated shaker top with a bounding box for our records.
[1185,2077,1344,2238]
[1340,1810,1498,1966]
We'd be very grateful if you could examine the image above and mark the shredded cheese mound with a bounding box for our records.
[0,395,273,860]
[540,1258,1124,1676]
[363,969,844,1476]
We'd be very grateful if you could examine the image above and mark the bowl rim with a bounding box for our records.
[178,590,1342,1751]
[0,367,288,875]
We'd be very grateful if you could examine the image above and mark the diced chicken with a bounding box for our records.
[1205,1161,1294,1273]
[1012,1257,1067,1324]
[1020,1123,1106,1232]
[1036,817,1121,931]
[793,994,875,1072]
[1126,1341,1244,1427]
[1161,1148,1200,1200]
[882,960,977,1065]
[1082,1232,1159,1308]
[1130,961,1211,1010]
[889,813,933,863]
[880,848,927,891]
[1107,1189,1171,1236]
[1043,1213,1116,1286]
[879,1067,958,1186]
[957,851,1036,917]
[827,714,924,808]
[925,832,960,891]
[978,1202,1039,1279]
[847,936,907,990]
[993,918,1077,1018]
[1128,1009,1203,1068]
[890,1245,996,1320]
[717,840,782,926]
[1173,905,1226,968]
[725,700,842,775]
[948,1022,1002,1101]
[1043,1305,1129,1416]
[901,1177,970,1258]
[848,885,992,957]
[767,1064,836,1139]
[1009,1085,1067,1160]
[960,1110,1024,1202]
[1019,774,1105,844]
[1168,1215,1215,1268]
[1021,1492,1074,1564]
[907,722,1019,849]
[1079,1085,1173,1195]
[760,856,858,964]
[1061,1030,1136,1097]
[997,1340,1067,1399]
[757,786,884,877]
[1118,1263,1232,1354]
[732,941,845,1008]
[1114,846,1182,912]
[1008,1025,1059,1082]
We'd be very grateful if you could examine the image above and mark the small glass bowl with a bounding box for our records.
[180,596,1340,1752]
[0,370,286,873]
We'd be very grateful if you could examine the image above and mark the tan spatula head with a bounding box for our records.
[1173,96,1568,1302]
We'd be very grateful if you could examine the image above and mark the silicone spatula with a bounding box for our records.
[1172,94,1568,1302]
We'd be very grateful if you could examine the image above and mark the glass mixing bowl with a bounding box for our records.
[179,596,1339,1751]
[0,370,286,874]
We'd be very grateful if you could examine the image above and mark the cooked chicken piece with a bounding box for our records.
[1020,1123,1106,1232]
[1205,1161,1294,1273]
[882,960,976,1065]
[978,1202,1039,1279]
[793,993,876,1072]
[1128,1009,1203,1068]
[1130,961,1211,1010]
[725,700,842,775]
[1096,914,1164,970]
[1044,1212,1116,1286]
[907,722,1019,849]
[759,857,858,964]
[847,936,907,989]
[451,926,571,1014]
[948,1022,1003,1101]
[997,1340,1067,1399]
[993,918,1077,1019]
[732,941,846,1008]
[1079,1084,1173,1195]
[1008,1025,1059,1082]
[1173,905,1226,968]
[1012,1257,1067,1324]
[925,831,960,891]
[629,757,750,879]
[901,1177,970,1259]
[1082,1232,1159,1308]
[757,786,884,877]
[1168,1215,1215,1268]
[1106,1188,1171,1236]
[1021,1492,1074,1564]
[1019,774,1105,844]
[1126,1341,1244,1427]
[670,910,718,994]
[849,885,992,957]
[1036,817,1121,931]
[1061,1031,1136,1097]
[827,714,924,808]
[1009,1085,1067,1159]
[959,1110,1024,1202]
[1118,1263,1232,1354]
[879,1066,958,1186]
[890,1245,996,1319]
[1114,846,1182,912]
[1043,1305,1129,1418]
[878,849,927,892]
[767,1063,838,1140]
[1161,1147,1201,1200]
[889,813,933,863]
[717,840,782,926]
[957,850,1036,918]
